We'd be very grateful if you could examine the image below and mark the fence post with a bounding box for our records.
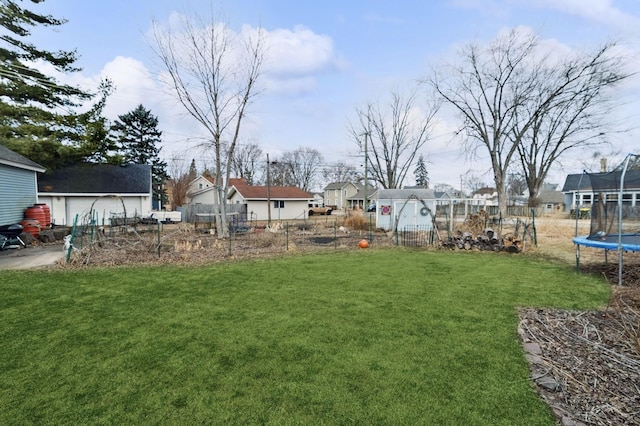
[334,222,337,249]
[286,222,289,251]
[66,214,79,263]
[531,209,537,247]
[157,220,161,257]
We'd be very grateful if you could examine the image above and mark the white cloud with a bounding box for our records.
[527,0,640,32]
[262,25,346,96]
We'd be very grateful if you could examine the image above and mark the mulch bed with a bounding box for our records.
[519,264,640,426]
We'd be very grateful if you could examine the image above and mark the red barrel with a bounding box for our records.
[20,219,41,237]
[24,206,46,227]
[34,203,51,227]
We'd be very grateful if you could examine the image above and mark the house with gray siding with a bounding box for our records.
[0,145,46,226]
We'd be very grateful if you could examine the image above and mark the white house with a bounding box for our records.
[186,174,218,205]
[0,145,45,226]
[374,188,436,231]
[38,163,152,226]
[227,178,312,221]
[471,187,499,206]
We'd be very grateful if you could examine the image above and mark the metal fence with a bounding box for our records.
[395,225,436,247]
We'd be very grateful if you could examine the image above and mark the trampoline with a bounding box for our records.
[572,153,640,286]
[573,234,640,252]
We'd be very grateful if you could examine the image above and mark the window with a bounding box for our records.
[198,183,203,189]
[274,200,284,208]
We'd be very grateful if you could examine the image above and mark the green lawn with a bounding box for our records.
[0,250,609,425]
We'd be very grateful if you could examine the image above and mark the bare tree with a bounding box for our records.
[350,89,439,189]
[323,161,359,184]
[230,141,263,185]
[166,157,192,209]
[281,147,324,191]
[429,28,629,216]
[268,160,294,187]
[513,43,628,206]
[506,172,527,198]
[151,7,264,237]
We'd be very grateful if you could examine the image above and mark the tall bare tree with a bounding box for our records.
[151,7,264,237]
[229,141,263,185]
[429,28,628,216]
[349,89,439,189]
[323,161,359,184]
[281,147,324,191]
[513,42,627,206]
[166,157,192,209]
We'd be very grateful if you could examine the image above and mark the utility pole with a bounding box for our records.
[363,132,369,212]
[266,153,271,225]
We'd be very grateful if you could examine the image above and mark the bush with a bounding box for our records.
[343,215,370,231]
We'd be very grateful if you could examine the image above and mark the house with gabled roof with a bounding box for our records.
[0,144,46,226]
[347,187,378,210]
[323,181,360,210]
[227,178,312,221]
[38,163,152,226]
[561,171,640,211]
[186,174,218,205]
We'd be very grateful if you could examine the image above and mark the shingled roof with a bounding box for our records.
[38,163,151,194]
[0,144,45,172]
[228,178,311,200]
[561,171,640,192]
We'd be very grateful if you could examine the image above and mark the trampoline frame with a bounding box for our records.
[573,154,635,286]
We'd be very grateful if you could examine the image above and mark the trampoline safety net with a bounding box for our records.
[585,154,640,240]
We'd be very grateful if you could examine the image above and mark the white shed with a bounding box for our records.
[375,189,436,231]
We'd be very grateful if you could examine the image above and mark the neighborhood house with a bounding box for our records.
[38,163,153,226]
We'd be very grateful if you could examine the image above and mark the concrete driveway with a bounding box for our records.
[0,243,67,270]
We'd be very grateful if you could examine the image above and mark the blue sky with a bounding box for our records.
[28,0,640,189]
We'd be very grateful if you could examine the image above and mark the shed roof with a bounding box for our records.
[228,178,311,200]
[377,188,436,199]
[0,144,45,172]
[38,163,151,194]
[539,190,564,204]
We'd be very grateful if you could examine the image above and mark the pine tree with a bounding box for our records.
[188,159,197,180]
[414,155,429,188]
[0,0,93,168]
[112,104,169,208]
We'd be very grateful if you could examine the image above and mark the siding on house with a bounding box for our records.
[0,144,45,226]
[0,166,39,225]
[227,178,312,221]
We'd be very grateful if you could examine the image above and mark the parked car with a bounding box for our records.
[308,206,332,216]
[367,203,376,212]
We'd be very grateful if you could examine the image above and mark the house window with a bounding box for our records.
[274,200,284,209]
[622,193,632,205]
[199,183,203,189]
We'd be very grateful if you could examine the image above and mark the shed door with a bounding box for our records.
[394,200,418,229]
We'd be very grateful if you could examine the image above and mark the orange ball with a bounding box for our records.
[358,239,369,249]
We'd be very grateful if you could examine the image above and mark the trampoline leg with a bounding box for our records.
[575,244,580,273]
